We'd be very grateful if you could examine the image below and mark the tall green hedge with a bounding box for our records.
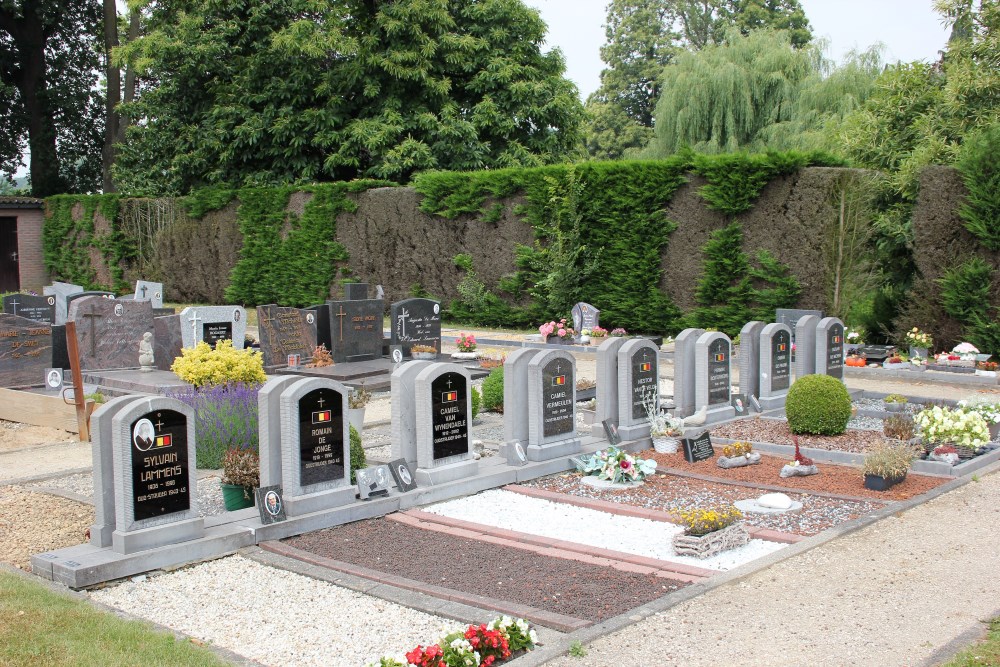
[43,194,128,291]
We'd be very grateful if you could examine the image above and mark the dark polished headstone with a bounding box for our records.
[51,324,70,370]
[154,315,183,372]
[129,408,190,520]
[542,357,574,438]
[571,302,601,332]
[68,296,154,371]
[629,345,657,421]
[308,304,332,352]
[2,293,55,324]
[682,431,714,463]
[344,282,369,300]
[257,305,319,367]
[431,371,469,460]
[298,387,345,487]
[389,298,441,357]
[707,338,730,406]
[327,299,384,363]
[776,308,823,344]
[771,329,791,391]
[0,313,54,388]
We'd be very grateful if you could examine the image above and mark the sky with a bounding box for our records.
[523,0,952,100]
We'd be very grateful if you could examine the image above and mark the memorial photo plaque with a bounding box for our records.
[682,431,714,463]
[771,330,791,391]
[707,339,730,406]
[630,347,657,420]
[256,485,287,524]
[431,372,468,460]
[356,465,392,500]
[602,418,622,446]
[203,322,233,348]
[298,387,345,486]
[542,357,574,438]
[130,409,190,521]
[389,457,417,492]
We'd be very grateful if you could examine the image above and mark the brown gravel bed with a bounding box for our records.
[712,416,889,453]
[645,451,948,501]
[285,518,685,621]
[522,472,886,536]
[0,486,93,570]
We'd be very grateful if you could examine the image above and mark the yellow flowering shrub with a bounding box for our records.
[676,506,743,536]
[171,340,266,388]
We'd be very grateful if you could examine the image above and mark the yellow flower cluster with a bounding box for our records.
[722,441,753,458]
[171,340,266,388]
[676,506,743,536]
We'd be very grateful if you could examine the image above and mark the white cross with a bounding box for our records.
[554,361,563,375]
[445,377,453,389]
[189,311,203,339]
[155,418,165,430]
[396,308,409,338]
[7,297,17,316]
[317,396,326,408]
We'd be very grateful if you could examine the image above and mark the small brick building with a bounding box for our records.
[0,196,47,293]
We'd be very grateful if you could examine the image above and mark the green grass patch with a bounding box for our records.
[0,571,228,667]
[942,617,1000,667]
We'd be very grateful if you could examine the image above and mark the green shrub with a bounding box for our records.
[471,386,482,420]
[349,424,366,484]
[785,374,852,435]
[481,367,504,413]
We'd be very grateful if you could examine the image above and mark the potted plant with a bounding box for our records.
[929,444,960,465]
[410,343,437,360]
[904,327,933,359]
[221,446,259,510]
[862,440,915,491]
[913,405,990,458]
[976,360,998,377]
[845,327,865,355]
[589,326,608,345]
[348,382,371,433]
[883,394,908,412]
[717,441,762,469]
[538,318,574,344]
[957,399,1000,441]
[452,332,478,360]
[672,506,748,559]
[609,327,628,338]
[642,388,681,453]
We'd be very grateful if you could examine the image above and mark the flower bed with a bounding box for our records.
[712,418,888,454]
[367,616,537,667]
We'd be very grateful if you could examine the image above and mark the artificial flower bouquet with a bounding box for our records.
[576,445,657,483]
[538,318,574,340]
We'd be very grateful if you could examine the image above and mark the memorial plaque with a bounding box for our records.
[682,431,714,463]
[825,322,844,378]
[571,302,601,332]
[328,299,384,362]
[356,465,391,500]
[203,322,233,348]
[256,305,318,367]
[129,409,190,521]
[431,371,468,460]
[630,346,657,420]
[542,357,574,438]
[68,296,154,371]
[2,293,55,324]
[0,314,53,388]
[602,418,622,446]
[771,329,791,391]
[389,457,417,492]
[256,485,287,524]
[390,298,442,356]
[707,338,730,406]
[298,387,345,487]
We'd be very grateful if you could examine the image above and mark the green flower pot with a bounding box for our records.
[221,483,255,511]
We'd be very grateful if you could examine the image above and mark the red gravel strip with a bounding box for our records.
[283,517,687,623]
[712,417,886,453]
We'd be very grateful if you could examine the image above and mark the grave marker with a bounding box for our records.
[793,314,820,379]
[89,396,144,547]
[390,360,433,467]
[815,317,845,381]
[682,431,714,463]
[615,338,659,441]
[307,304,332,353]
[2,293,55,324]
[0,313,53,388]
[43,282,83,325]
[179,306,247,350]
[133,280,164,309]
[502,348,537,451]
[65,291,115,313]
[673,328,705,419]
[527,349,581,461]
[256,305,318,367]
[390,298,441,357]
[67,296,154,371]
[389,458,417,492]
[344,282,369,300]
[327,299,383,362]
[775,308,823,346]
[694,331,735,424]
[414,363,478,484]
[571,302,601,332]
[153,315,183,371]
[738,321,765,401]
[759,323,792,410]
[257,375,303,489]
[591,336,628,437]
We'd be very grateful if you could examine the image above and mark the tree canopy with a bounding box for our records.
[115,0,585,195]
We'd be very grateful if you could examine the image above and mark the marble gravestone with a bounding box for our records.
[0,313,54,388]
[738,321,765,403]
[390,360,434,467]
[179,306,247,350]
[43,282,83,325]
[256,305,318,367]
[133,280,164,309]
[3,293,56,324]
[673,328,705,419]
[65,291,116,313]
[67,296,154,371]
[759,323,792,410]
[571,302,601,333]
[615,338,659,441]
[327,299,383,362]
[153,315,183,372]
[501,348,538,454]
[413,363,478,485]
[694,331,735,425]
[277,377,355,516]
[793,314,820,379]
[591,337,628,437]
[89,396,145,547]
[815,317,845,381]
[390,298,442,357]
[527,349,581,461]
[109,396,204,554]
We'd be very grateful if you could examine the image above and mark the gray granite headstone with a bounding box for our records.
[110,396,204,554]
[738,321,765,402]
[344,282,369,300]
[815,317,845,381]
[67,296,154,371]
[694,331,735,425]
[527,349,581,461]
[793,315,820,379]
[571,302,601,332]
[759,323,792,410]
[591,336,627,437]
[43,282,83,325]
[390,298,442,357]
[89,396,144,547]
[133,280,164,309]
[414,363,478,485]
[0,314,54,388]
[3,293,55,324]
[153,315,183,372]
[278,377,355,516]
[65,291,116,313]
[673,328,705,419]
[256,305,318,367]
[616,338,659,441]
[390,360,434,467]
[179,305,247,350]
[257,375,303,489]
[327,299,384,362]
[776,308,823,346]
[502,348,538,450]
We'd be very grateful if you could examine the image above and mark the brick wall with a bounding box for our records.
[16,209,48,292]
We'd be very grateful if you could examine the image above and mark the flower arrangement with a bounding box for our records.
[306,344,334,367]
[590,326,608,338]
[171,340,266,388]
[366,617,537,667]
[676,506,743,536]
[477,348,507,370]
[913,405,989,449]
[886,355,903,364]
[957,398,1000,425]
[846,328,866,345]
[411,344,437,354]
[576,445,657,483]
[904,327,933,349]
[952,342,979,358]
[792,436,813,466]
[883,414,915,441]
[641,388,682,437]
[722,441,753,458]
[609,327,627,337]
[456,333,477,353]
[977,360,998,371]
[221,446,259,498]
[539,318,573,339]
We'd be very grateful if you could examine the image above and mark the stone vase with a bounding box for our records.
[348,407,365,433]
[673,522,750,559]
[909,346,929,359]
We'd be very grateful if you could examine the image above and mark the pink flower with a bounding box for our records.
[557,329,566,337]
[619,459,632,471]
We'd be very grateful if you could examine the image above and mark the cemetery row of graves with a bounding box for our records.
[2,279,999,666]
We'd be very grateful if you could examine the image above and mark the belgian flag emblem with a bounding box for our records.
[552,375,566,387]
[312,410,332,424]
[640,362,652,372]
[443,391,458,403]
[833,335,841,344]
[715,353,725,362]
[778,343,786,352]
[155,434,172,448]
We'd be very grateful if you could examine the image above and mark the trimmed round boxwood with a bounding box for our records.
[785,374,852,435]
[349,424,366,483]
[471,386,482,420]
[481,366,504,413]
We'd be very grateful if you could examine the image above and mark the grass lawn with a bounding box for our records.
[0,571,228,667]
[943,618,1000,666]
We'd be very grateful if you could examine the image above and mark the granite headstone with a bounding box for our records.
[133,280,164,309]
[2,293,55,324]
[571,302,601,333]
[694,331,735,424]
[0,313,54,387]
[815,317,845,381]
[759,323,792,410]
[43,282,83,325]
[256,305,318,367]
[67,296,154,371]
[179,306,247,350]
[527,349,581,461]
[327,299,383,362]
[390,298,441,357]
[414,363,478,485]
[153,315,183,372]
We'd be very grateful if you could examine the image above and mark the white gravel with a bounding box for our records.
[90,555,456,667]
[426,489,786,571]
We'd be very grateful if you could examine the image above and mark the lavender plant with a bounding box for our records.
[169,383,260,469]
